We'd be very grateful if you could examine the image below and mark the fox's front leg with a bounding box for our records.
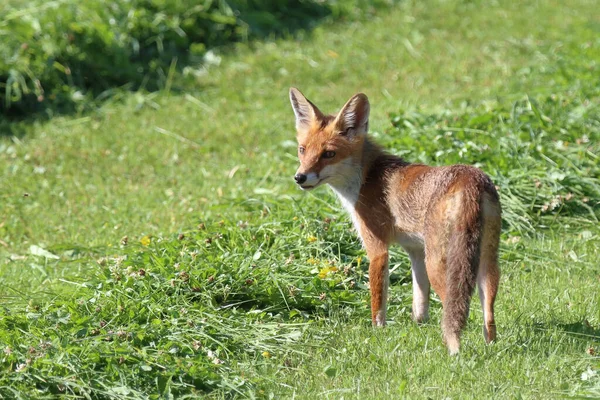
[366,246,390,327]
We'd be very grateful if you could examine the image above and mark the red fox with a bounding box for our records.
[289,88,501,354]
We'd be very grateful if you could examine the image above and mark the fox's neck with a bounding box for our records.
[359,136,387,181]
[328,136,387,212]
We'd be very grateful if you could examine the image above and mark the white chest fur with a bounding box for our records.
[329,170,362,238]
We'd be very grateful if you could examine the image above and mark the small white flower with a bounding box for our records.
[204,50,221,66]
[581,367,597,381]
[71,91,85,102]
[206,349,223,364]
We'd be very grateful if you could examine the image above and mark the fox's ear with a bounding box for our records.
[335,93,370,137]
[289,87,323,132]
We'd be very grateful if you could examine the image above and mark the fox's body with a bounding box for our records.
[289,88,501,354]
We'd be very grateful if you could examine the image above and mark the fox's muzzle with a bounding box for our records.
[294,173,307,184]
[294,170,320,189]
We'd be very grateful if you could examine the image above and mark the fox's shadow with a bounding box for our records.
[557,320,600,342]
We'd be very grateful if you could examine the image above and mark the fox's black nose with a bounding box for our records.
[294,174,307,184]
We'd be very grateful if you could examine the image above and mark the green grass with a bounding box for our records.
[258,229,600,398]
[1,0,600,398]
[0,0,385,116]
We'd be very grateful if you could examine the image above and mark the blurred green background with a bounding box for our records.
[1,0,383,117]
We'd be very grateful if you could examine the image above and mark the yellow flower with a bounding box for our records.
[307,236,317,243]
[307,258,318,265]
[318,266,338,279]
[140,235,151,246]
[262,351,271,358]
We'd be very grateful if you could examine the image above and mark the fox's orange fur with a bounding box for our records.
[289,88,501,354]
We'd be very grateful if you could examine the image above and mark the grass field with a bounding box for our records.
[1,0,599,398]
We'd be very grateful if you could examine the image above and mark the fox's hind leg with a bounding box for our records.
[406,248,430,323]
[478,197,501,343]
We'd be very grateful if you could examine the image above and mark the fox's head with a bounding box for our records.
[289,88,370,190]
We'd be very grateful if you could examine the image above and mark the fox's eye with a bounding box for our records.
[298,147,305,155]
[322,151,336,159]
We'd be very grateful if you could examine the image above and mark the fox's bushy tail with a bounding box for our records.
[442,192,483,354]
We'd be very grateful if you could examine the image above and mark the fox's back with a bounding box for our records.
[357,155,500,236]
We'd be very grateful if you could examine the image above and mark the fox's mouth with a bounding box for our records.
[300,178,325,190]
